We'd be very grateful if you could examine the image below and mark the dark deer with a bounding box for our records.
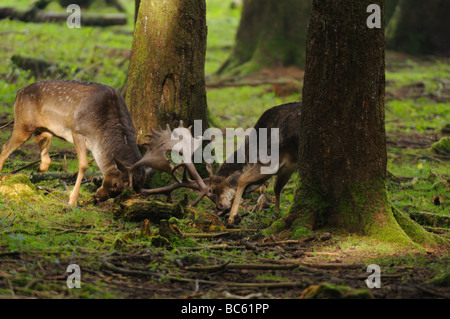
[0,80,147,206]
[207,102,300,224]
[131,102,301,224]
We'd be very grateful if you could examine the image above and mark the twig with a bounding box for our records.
[416,284,450,299]
[179,244,247,251]
[8,153,59,174]
[257,239,303,247]
[183,232,230,238]
[185,262,298,272]
[222,291,264,299]
[101,255,305,289]
[299,261,365,269]
[184,261,230,272]
[0,120,13,130]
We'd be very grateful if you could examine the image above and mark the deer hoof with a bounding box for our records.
[227,214,241,226]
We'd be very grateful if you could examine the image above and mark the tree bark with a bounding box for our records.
[278,0,443,245]
[386,0,450,55]
[218,0,312,76]
[126,0,208,144]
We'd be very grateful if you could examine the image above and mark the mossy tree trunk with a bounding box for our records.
[218,0,312,76]
[278,0,443,245]
[386,0,450,55]
[126,0,208,144]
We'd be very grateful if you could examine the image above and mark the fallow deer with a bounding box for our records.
[131,102,301,225]
[0,80,147,206]
[207,102,301,224]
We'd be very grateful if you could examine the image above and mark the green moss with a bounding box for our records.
[0,174,40,201]
[392,206,448,246]
[426,271,450,287]
[300,282,373,299]
[277,176,445,246]
[150,235,172,249]
[431,137,450,154]
[290,224,312,239]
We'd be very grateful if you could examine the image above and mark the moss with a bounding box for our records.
[426,271,450,287]
[392,206,448,246]
[290,224,312,239]
[150,235,172,249]
[278,176,446,246]
[431,137,450,155]
[0,174,40,201]
[262,220,283,236]
[299,282,373,299]
[326,180,413,245]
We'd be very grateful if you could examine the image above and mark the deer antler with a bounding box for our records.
[130,121,208,206]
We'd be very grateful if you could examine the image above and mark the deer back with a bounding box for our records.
[17,80,146,192]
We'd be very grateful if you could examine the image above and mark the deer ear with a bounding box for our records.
[113,157,131,173]
[227,172,240,188]
[206,162,215,177]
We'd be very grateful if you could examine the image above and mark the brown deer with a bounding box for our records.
[207,102,300,224]
[131,102,301,224]
[0,80,147,206]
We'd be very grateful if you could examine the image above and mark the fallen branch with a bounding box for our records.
[8,154,59,174]
[299,261,365,269]
[179,244,247,251]
[409,211,450,228]
[29,171,102,183]
[0,121,13,130]
[11,54,76,79]
[257,239,304,247]
[185,262,298,272]
[0,7,127,27]
[112,198,190,223]
[206,79,300,89]
[182,232,231,238]
[101,254,305,289]
[416,284,450,299]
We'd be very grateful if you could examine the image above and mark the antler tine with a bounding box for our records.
[133,121,209,207]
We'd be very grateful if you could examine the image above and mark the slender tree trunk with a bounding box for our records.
[126,0,208,144]
[277,0,442,245]
[385,0,400,24]
[386,0,450,55]
[218,0,312,76]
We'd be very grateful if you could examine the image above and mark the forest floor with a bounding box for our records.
[0,0,449,300]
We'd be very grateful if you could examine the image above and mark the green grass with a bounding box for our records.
[386,98,449,133]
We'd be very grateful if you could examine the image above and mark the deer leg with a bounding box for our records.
[68,134,88,206]
[228,164,269,224]
[273,171,294,214]
[35,132,52,172]
[0,125,34,172]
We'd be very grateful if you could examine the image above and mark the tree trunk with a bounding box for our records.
[134,0,140,24]
[278,0,443,245]
[218,0,312,76]
[386,0,450,55]
[385,0,400,24]
[126,0,208,144]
